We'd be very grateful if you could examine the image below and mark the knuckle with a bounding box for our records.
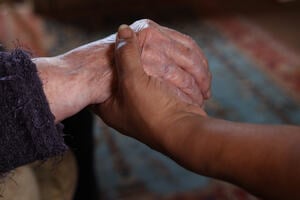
[204,57,209,67]
[184,46,193,55]
[183,34,196,46]
[145,18,154,24]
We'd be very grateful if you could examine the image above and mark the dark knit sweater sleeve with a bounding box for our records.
[0,49,67,174]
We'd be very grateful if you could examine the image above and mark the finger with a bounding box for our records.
[161,26,209,70]
[166,40,211,98]
[203,71,212,99]
[139,33,210,97]
[159,27,191,46]
[129,19,151,32]
[129,19,161,32]
[143,59,203,105]
[165,65,204,106]
[159,27,211,95]
[115,24,145,79]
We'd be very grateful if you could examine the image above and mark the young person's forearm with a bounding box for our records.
[161,115,300,199]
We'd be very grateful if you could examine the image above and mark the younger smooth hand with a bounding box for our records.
[95,25,206,149]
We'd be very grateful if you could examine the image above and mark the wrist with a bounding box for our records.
[156,111,214,174]
[34,39,114,122]
[33,56,82,121]
[33,55,98,122]
[60,41,114,104]
[145,106,204,150]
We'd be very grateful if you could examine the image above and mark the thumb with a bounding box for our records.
[115,24,145,78]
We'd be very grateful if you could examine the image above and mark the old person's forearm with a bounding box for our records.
[61,19,211,107]
[33,41,113,122]
[33,19,211,122]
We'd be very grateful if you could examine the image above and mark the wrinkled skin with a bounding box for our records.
[97,26,300,200]
[134,20,211,106]
[62,19,211,104]
[101,20,211,105]
[96,26,206,148]
[36,19,211,121]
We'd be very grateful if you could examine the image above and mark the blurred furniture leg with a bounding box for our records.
[63,109,99,200]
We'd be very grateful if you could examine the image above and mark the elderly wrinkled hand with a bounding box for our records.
[137,20,211,105]
[59,19,211,105]
[101,19,211,106]
[36,19,211,122]
[95,25,206,145]
[104,19,211,106]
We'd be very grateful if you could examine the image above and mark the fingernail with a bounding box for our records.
[118,24,133,39]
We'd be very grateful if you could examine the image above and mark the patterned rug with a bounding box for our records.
[1,3,299,200]
[210,16,300,102]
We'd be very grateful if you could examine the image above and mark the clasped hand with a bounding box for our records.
[36,19,211,125]
[95,24,208,148]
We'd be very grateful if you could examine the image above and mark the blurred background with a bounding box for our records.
[0,0,299,199]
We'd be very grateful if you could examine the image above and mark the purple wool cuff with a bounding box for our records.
[0,49,67,174]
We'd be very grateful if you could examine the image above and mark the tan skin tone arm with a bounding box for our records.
[97,25,300,200]
[165,116,300,200]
